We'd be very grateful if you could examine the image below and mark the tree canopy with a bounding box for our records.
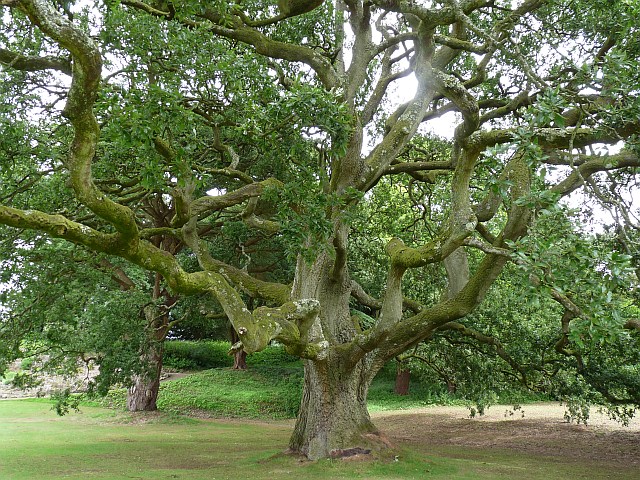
[1,0,639,459]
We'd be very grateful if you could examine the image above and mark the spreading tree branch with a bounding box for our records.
[0,48,72,75]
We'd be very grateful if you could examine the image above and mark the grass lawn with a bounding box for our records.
[0,399,447,480]
[2,399,638,480]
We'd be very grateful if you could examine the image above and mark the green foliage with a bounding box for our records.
[163,340,233,370]
[50,388,81,416]
[349,162,450,303]
[0,240,154,395]
[163,340,302,370]
[508,207,636,347]
[402,222,640,415]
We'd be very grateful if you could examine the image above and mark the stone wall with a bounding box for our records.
[0,360,99,399]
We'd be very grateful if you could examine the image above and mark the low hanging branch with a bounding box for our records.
[437,321,530,386]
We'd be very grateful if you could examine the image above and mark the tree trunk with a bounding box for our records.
[127,302,169,411]
[288,234,388,459]
[233,349,247,370]
[394,366,410,395]
[288,356,384,460]
[447,379,457,394]
[126,340,163,411]
[231,327,247,370]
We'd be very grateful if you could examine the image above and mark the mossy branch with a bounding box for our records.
[0,47,72,75]
[190,178,283,220]
[19,0,139,249]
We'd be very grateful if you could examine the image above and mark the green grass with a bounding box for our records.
[1,399,637,480]
[100,360,522,419]
[157,366,303,418]
[0,399,453,480]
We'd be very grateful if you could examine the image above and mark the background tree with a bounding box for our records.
[0,237,151,401]
[1,0,640,460]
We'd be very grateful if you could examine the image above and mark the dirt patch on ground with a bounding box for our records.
[373,403,640,470]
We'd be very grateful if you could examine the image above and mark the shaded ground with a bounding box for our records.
[374,403,640,473]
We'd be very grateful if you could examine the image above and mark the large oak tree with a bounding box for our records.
[1,0,639,459]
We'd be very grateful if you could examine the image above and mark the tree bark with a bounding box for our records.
[231,319,248,370]
[288,356,383,460]
[126,339,163,411]
[287,245,390,459]
[126,303,170,411]
[233,350,247,370]
[394,366,411,396]
[447,379,457,394]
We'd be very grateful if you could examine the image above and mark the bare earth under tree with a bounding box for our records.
[374,404,640,473]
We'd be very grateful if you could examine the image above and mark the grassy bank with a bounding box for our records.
[160,341,465,416]
[96,342,544,419]
[102,364,442,419]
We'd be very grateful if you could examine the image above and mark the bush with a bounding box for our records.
[246,344,301,367]
[20,358,35,370]
[163,340,232,370]
[163,340,303,371]
[1,371,16,385]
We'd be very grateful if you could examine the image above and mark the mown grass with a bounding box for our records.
[0,399,456,480]
[2,399,637,480]
[5,342,583,479]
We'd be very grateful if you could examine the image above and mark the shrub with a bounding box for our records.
[163,341,303,371]
[246,344,301,367]
[163,340,232,370]
[20,358,35,370]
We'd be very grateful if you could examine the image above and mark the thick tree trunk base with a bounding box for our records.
[285,430,395,460]
[126,341,163,412]
[288,359,392,460]
[126,374,160,411]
